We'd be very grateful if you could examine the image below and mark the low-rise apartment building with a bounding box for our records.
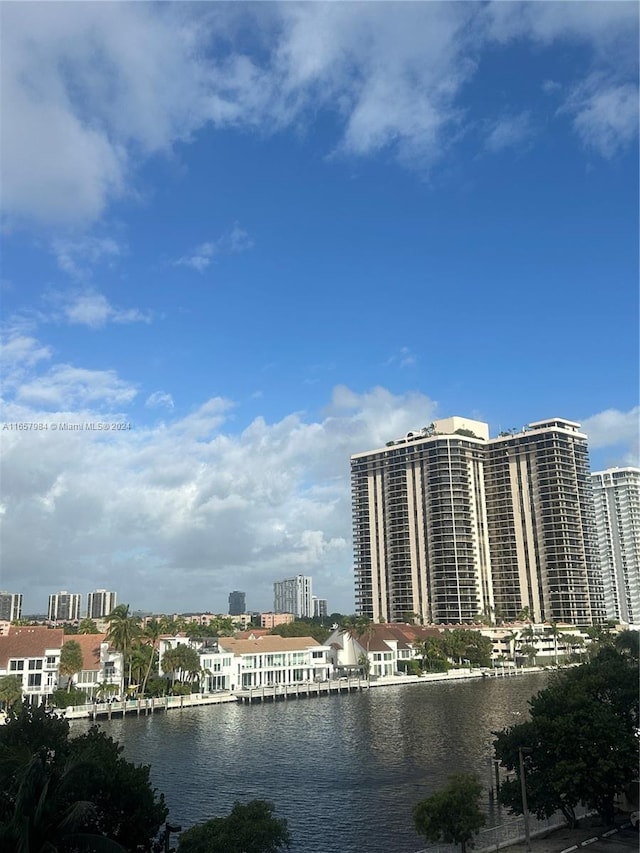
[0,626,64,704]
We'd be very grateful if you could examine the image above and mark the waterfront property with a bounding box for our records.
[0,625,124,704]
[158,632,332,692]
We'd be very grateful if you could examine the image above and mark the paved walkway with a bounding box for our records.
[493,816,634,853]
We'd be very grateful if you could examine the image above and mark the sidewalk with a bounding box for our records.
[486,815,633,853]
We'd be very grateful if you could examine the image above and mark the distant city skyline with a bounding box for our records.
[1,2,637,615]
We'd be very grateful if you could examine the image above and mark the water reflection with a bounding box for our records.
[71,673,548,853]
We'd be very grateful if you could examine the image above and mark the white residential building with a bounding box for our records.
[0,626,64,704]
[86,589,118,620]
[0,591,23,622]
[273,575,313,618]
[70,633,124,699]
[158,633,331,692]
[591,468,640,626]
[48,591,82,623]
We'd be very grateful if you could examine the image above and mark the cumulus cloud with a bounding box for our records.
[16,365,138,409]
[582,406,640,467]
[0,373,437,613]
[52,290,151,329]
[2,2,636,229]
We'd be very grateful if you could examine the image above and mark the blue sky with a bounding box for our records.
[1,1,638,616]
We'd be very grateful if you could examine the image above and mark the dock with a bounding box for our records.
[235,677,366,704]
[64,692,236,721]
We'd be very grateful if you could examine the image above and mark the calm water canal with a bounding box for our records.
[72,673,549,853]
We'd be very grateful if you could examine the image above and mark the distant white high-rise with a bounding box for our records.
[591,468,640,626]
[86,589,118,619]
[312,596,328,619]
[48,591,82,623]
[0,591,23,622]
[274,575,313,618]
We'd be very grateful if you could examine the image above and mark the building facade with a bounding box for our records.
[352,416,605,626]
[228,591,246,616]
[591,467,640,626]
[352,417,494,624]
[312,597,328,619]
[86,589,117,619]
[0,591,23,622]
[48,591,82,623]
[273,575,313,618]
[485,419,604,625]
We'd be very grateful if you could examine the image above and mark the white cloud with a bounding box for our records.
[52,236,123,280]
[52,290,151,329]
[484,112,533,154]
[16,364,138,409]
[564,77,639,159]
[175,222,253,272]
[0,376,436,613]
[2,2,636,229]
[582,407,640,466]
[146,391,175,410]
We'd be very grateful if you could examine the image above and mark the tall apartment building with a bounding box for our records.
[86,589,117,619]
[352,417,493,624]
[591,467,640,626]
[312,596,328,619]
[0,591,23,622]
[48,591,82,623]
[228,590,246,616]
[484,419,604,625]
[274,575,313,618]
[352,416,604,626]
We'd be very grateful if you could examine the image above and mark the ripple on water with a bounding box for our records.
[70,673,549,853]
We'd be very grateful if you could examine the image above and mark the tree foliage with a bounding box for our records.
[177,800,291,853]
[0,702,168,850]
[494,639,639,826]
[60,640,84,691]
[268,620,330,644]
[413,774,486,853]
[0,675,22,711]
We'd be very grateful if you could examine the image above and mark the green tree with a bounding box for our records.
[60,639,84,692]
[140,618,162,697]
[0,703,167,850]
[177,800,291,853]
[269,621,330,644]
[106,604,141,689]
[413,774,486,853]
[494,644,639,826]
[0,675,22,711]
[78,618,100,634]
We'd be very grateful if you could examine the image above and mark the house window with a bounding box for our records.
[28,673,42,688]
[46,656,57,667]
[311,651,323,659]
[29,659,43,670]
[104,662,115,676]
[9,660,24,671]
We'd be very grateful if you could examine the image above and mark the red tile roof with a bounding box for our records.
[0,626,65,669]
[67,634,107,671]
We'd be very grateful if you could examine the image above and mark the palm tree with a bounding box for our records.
[0,675,22,711]
[139,619,162,697]
[545,621,561,666]
[105,604,141,690]
[59,640,84,692]
[503,630,519,664]
[0,750,127,852]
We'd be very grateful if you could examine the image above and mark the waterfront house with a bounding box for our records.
[158,633,331,692]
[0,625,64,704]
[71,633,124,699]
